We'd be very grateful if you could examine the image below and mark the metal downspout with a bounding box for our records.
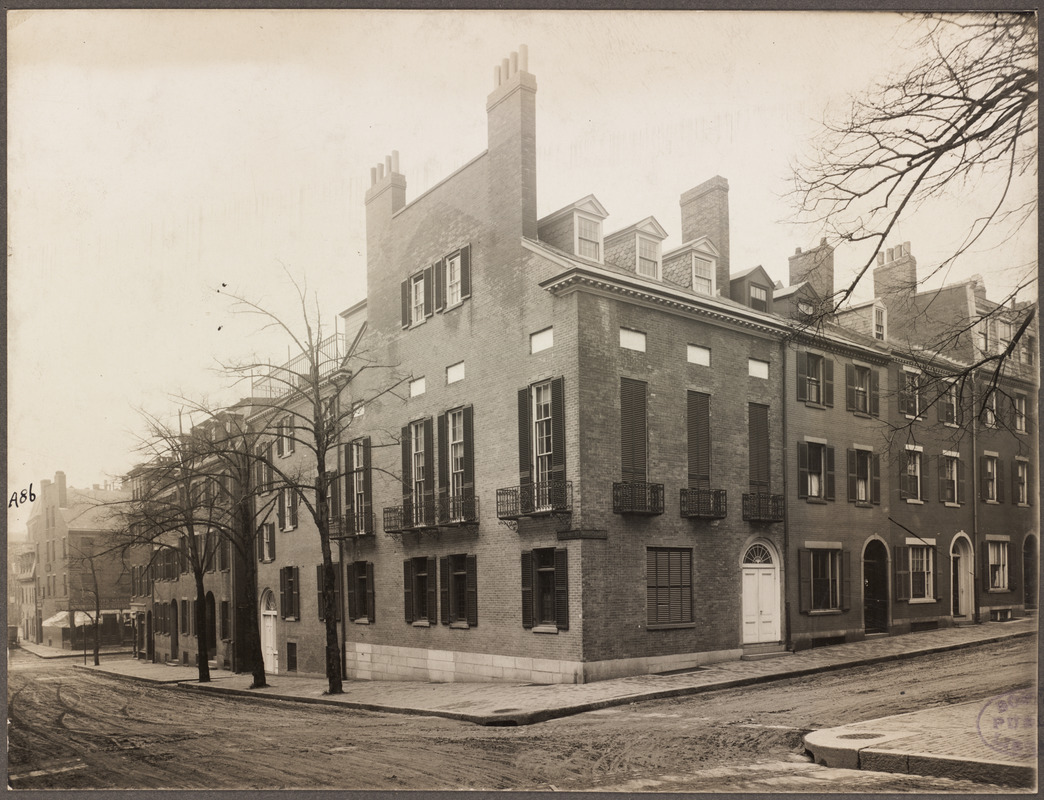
[781,338,792,650]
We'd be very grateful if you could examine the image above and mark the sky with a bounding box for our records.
[7,9,1037,538]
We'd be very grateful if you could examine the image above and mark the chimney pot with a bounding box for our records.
[903,241,911,256]
[384,155,392,173]
[370,166,377,186]
[501,58,510,80]
[391,150,400,173]
[795,247,802,255]
[493,65,500,87]
[56,471,67,507]
[876,252,884,266]
[886,247,894,262]
[377,162,385,180]
[510,51,518,75]
[519,44,528,72]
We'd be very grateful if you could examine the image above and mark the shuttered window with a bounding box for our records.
[316,563,343,622]
[439,554,478,626]
[798,549,850,612]
[687,391,711,489]
[403,556,437,624]
[521,548,568,630]
[748,403,770,493]
[438,406,475,521]
[620,378,648,483]
[279,566,300,620]
[346,561,375,623]
[646,548,693,625]
[797,441,835,500]
[345,437,372,534]
[519,377,565,505]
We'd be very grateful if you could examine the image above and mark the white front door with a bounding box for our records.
[262,612,278,674]
[742,544,780,644]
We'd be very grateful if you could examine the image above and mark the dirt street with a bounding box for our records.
[7,636,1037,791]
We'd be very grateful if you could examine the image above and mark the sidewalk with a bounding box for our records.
[804,689,1037,787]
[16,640,133,660]
[80,616,1035,728]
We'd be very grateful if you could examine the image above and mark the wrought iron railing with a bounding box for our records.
[332,510,375,539]
[742,493,784,522]
[251,333,350,398]
[612,482,665,515]
[680,488,727,519]
[437,494,479,526]
[383,497,437,532]
[496,481,573,520]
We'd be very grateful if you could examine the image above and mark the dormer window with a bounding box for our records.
[874,307,886,340]
[692,256,714,295]
[750,284,768,312]
[637,235,661,279]
[576,215,602,261]
[798,301,815,316]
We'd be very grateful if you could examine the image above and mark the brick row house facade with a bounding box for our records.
[124,49,1038,682]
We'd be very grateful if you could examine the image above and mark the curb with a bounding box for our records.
[18,646,135,660]
[74,663,192,685]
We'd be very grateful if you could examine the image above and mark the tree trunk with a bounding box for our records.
[194,571,211,682]
[241,511,267,688]
[321,554,343,694]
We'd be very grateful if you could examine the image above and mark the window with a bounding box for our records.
[687,344,710,366]
[620,378,648,484]
[403,556,436,624]
[983,391,997,427]
[441,554,478,626]
[939,453,964,504]
[344,437,372,534]
[1020,335,1036,365]
[874,307,886,340]
[409,377,426,397]
[637,235,660,278]
[400,420,434,527]
[687,391,711,490]
[521,547,568,630]
[577,215,602,261]
[901,447,926,501]
[980,454,1002,502]
[798,301,814,316]
[977,319,991,353]
[909,545,935,600]
[411,420,426,525]
[530,327,553,354]
[277,415,294,456]
[517,378,566,513]
[798,441,835,500]
[438,406,475,522]
[1015,460,1029,505]
[619,328,647,352]
[255,522,276,562]
[411,273,425,324]
[446,361,465,384]
[646,548,693,626]
[938,381,959,425]
[899,370,924,417]
[750,284,768,312]
[997,320,1012,351]
[434,245,471,312]
[748,403,771,494]
[692,256,714,295]
[534,381,554,503]
[987,541,1009,590]
[797,352,833,406]
[315,564,343,622]
[847,448,880,504]
[400,267,434,328]
[846,364,878,416]
[279,566,300,619]
[277,488,297,531]
[347,561,375,623]
[798,548,847,612]
[1013,395,1026,432]
[449,409,464,500]
[748,358,769,379]
[445,252,462,307]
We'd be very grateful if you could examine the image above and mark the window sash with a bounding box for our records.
[411,275,425,323]
[1016,463,1028,504]
[811,550,839,610]
[449,409,465,502]
[910,546,932,599]
[989,542,1008,589]
[577,217,600,259]
[446,255,462,306]
[855,451,870,502]
[906,451,922,499]
[984,457,997,500]
[533,382,554,496]
[411,421,425,521]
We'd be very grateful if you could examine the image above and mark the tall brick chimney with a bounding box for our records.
[680,176,729,296]
[789,238,834,300]
[55,470,67,507]
[872,241,917,308]
[486,45,537,239]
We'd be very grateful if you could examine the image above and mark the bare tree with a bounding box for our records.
[66,537,120,666]
[222,278,406,695]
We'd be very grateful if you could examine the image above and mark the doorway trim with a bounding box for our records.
[950,532,974,619]
[739,539,782,644]
[861,536,889,633]
[260,589,279,675]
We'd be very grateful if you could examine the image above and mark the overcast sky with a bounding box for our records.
[7,9,1036,537]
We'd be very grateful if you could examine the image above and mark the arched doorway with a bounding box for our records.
[169,599,179,661]
[950,535,974,619]
[260,590,278,675]
[862,540,888,633]
[146,611,154,662]
[1024,536,1038,610]
[205,592,217,660]
[741,542,781,643]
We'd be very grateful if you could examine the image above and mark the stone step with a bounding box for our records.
[740,650,795,661]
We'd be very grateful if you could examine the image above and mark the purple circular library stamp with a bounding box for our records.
[976,689,1037,760]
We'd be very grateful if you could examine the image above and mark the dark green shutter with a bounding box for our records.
[401,426,411,505]
[825,446,836,500]
[521,551,533,629]
[996,460,1006,503]
[796,351,807,402]
[931,547,939,599]
[870,369,880,417]
[440,557,450,625]
[343,443,355,525]
[620,378,647,483]
[920,456,929,502]
[403,560,414,623]
[434,259,445,311]
[797,441,809,499]
[845,364,856,411]
[268,524,276,560]
[277,490,286,530]
[847,449,857,502]
[981,542,991,591]
[280,567,288,618]
[362,437,372,525]
[957,459,966,504]
[462,406,475,512]
[1008,544,1017,592]
[898,369,910,416]
[423,418,435,523]
[899,454,911,500]
[329,472,340,520]
[460,244,471,299]
[550,377,566,481]
[401,280,409,328]
[256,526,264,561]
[346,562,358,621]
[894,546,910,601]
[822,358,834,407]
[554,548,569,631]
[422,266,433,317]
[687,391,711,488]
[365,562,375,623]
[798,549,811,613]
[517,388,531,486]
[938,456,948,503]
[292,567,300,619]
[426,555,437,625]
[466,554,478,627]
[437,413,449,523]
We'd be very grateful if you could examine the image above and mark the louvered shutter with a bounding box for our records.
[328,472,340,521]
[899,455,911,500]
[317,564,325,621]
[981,542,991,591]
[403,560,414,623]
[426,556,438,625]
[796,351,808,402]
[898,370,910,415]
[957,459,966,504]
[517,388,532,486]
[434,259,445,312]
[440,557,450,624]
[437,413,449,523]
[550,377,566,482]
[825,446,836,500]
[289,490,298,528]
[870,369,880,417]
[620,378,647,483]
[797,441,809,499]
[847,449,857,502]
[931,547,939,599]
[361,437,372,528]
[466,554,478,627]
[748,403,770,492]
[277,489,286,530]
[401,280,409,328]
[462,406,475,514]
[292,567,300,619]
[1011,459,1019,504]
[919,457,929,502]
[423,266,433,318]
[996,460,1006,503]
[365,562,375,622]
[423,418,435,524]
[554,548,569,630]
[841,550,851,610]
[255,446,265,491]
[343,443,355,528]
[335,565,343,622]
[894,546,910,601]
[939,456,950,502]
[520,551,534,629]
[823,358,834,407]
[979,456,988,500]
[460,244,471,299]
[280,567,288,618]
[401,426,411,505]
[346,563,358,621]
[256,526,264,561]
[798,549,811,613]
[845,364,856,411]
[687,391,711,488]
[1007,544,1017,592]
[268,524,276,560]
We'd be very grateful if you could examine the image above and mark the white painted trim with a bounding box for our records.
[906,537,936,546]
[803,541,842,549]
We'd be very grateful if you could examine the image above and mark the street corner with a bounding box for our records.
[803,726,911,770]
[975,688,1038,763]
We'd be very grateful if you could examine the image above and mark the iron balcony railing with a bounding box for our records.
[680,488,728,519]
[332,510,375,539]
[612,482,665,515]
[742,492,785,522]
[496,481,573,520]
[383,497,437,532]
[437,494,480,526]
[250,333,350,399]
